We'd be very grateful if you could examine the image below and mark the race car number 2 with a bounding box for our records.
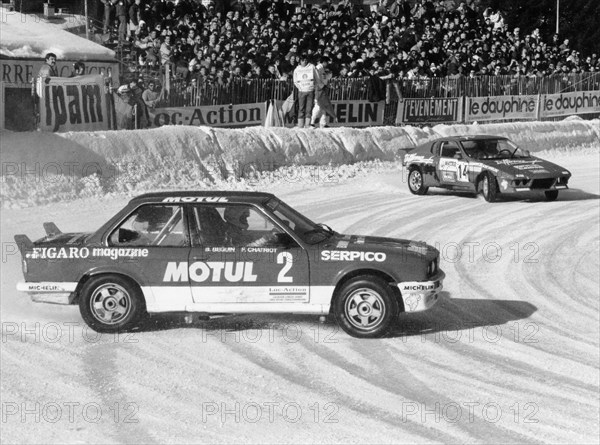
[277,252,293,283]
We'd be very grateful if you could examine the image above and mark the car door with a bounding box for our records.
[186,203,311,307]
[437,140,470,185]
[107,203,193,311]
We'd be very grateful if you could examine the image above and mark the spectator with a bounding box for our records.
[113,84,136,129]
[101,0,115,36]
[129,0,143,39]
[38,52,58,78]
[293,53,318,128]
[115,0,128,44]
[69,61,86,77]
[310,55,336,128]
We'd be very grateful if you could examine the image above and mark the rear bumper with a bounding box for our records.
[16,282,77,305]
[398,271,444,312]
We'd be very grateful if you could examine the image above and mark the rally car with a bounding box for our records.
[14,192,444,338]
[403,135,572,202]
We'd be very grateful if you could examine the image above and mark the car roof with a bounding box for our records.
[433,135,509,142]
[129,191,276,205]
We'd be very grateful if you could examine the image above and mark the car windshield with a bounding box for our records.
[461,139,530,160]
[265,198,334,244]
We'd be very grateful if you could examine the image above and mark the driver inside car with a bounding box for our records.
[129,206,172,245]
[223,206,284,247]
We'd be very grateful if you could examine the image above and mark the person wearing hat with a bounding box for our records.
[293,53,319,128]
[112,84,136,130]
[68,61,86,77]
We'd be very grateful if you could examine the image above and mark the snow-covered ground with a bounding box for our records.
[1,121,599,444]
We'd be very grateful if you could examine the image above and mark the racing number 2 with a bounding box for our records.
[277,252,293,283]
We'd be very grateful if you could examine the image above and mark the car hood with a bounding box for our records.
[481,156,570,178]
[320,234,439,261]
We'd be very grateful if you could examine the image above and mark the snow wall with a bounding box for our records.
[1,119,599,207]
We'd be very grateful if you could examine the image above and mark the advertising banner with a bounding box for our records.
[539,91,600,118]
[395,98,463,124]
[278,100,385,127]
[39,75,109,132]
[465,95,539,122]
[150,103,267,128]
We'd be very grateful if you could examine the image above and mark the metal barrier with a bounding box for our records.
[166,72,600,108]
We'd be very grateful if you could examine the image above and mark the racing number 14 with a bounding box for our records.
[277,252,293,283]
[457,162,469,182]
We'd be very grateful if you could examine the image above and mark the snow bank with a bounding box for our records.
[1,119,598,207]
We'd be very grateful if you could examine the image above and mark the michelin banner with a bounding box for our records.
[150,103,267,128]
[39,75,109,132]
[395,98,463,124]
[274,100,385,127]
[539,91,600,118]
[465,95,539,122]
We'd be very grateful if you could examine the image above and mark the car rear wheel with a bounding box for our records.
[334,276,398,338]
[408,167,428,195]
[480,173,499,203]
[545,190,559,201]
[79,275,147,333]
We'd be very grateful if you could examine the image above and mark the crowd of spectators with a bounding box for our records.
[100,0,599,90]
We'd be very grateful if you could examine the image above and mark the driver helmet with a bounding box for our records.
[224,206,250,230]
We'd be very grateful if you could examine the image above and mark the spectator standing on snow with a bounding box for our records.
[310,56,336,128]
[38,52,59,79]
[293,53,318,128]
[113,84,136,129]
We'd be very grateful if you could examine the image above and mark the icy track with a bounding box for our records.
[0,121,599,444]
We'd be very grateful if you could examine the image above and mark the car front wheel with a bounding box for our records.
[334,276,398,338]
[79,275,147,333]
[480,173,499,203]
[408,167,428,195]
[545,190,559,201]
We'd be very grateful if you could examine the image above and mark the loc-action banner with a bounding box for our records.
[395,97,463,124]
[150,103,267,128]
[39,74,109,132]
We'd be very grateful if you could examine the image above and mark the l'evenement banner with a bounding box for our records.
[395,98,463,124]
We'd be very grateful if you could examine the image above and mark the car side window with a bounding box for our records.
[108,205,188,247]
[191,204,292,248]
[440,141,461,158]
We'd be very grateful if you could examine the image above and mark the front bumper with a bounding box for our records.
[498,177,569,193]
[16,282,78,305]
[398,270,445,312]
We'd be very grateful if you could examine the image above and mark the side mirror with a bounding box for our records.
[523,149,531,157]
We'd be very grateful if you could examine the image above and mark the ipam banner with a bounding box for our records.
[539,91,600,118]
[151,103,267,127]
[465,95,538,122]
[39,75,109,132]
[395,98,463,124]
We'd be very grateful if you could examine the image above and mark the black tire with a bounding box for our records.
[545,190,559,201]
[408,167,429,195]
[480,172,499,203]
[79,275,147,333]
[333,276,399,338]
